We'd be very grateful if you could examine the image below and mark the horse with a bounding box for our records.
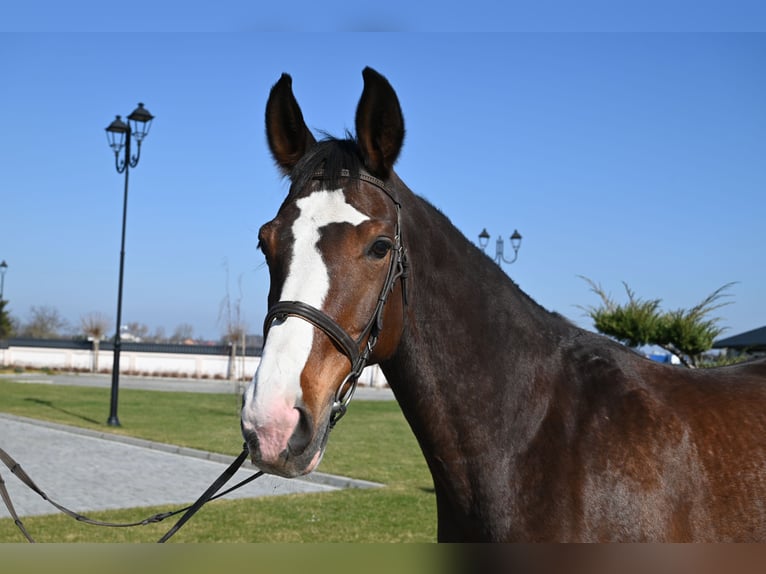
[241,67,766,542]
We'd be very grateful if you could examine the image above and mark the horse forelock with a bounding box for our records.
[288,137,367,198]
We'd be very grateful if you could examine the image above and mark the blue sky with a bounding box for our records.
[1,29,765,341]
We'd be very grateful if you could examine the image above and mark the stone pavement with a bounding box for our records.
[0,413,381,520]
[0,373,391,521]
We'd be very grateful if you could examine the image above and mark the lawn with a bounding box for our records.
[0,379,436,542]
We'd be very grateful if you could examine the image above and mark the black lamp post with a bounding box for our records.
[0,260,7,301]
[104,103,154,427]
[479,228,522,266]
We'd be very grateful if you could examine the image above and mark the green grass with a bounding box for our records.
[0,379,436,542]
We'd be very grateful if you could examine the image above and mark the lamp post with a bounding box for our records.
[104,103,154,427]
[0,260,7,300]
[479,228,522,266]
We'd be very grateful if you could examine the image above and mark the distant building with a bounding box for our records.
[119,325,142,342]
[713,326,766,358]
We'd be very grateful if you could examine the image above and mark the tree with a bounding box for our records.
[80,312,110,339]
[580,277,734,368]
[0,299,13,339]
[80,312,110,372]
[19,305,70,339]
[218,260,247,344]
[171,323,194,343]
[148,325,167,343]
[125,322,150,341]
[219,260,248,380]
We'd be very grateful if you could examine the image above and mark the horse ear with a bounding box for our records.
[355,67,405,178]
[265,73,317,175]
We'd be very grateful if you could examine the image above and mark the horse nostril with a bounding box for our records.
[242,426,260,457]
[287,405,314,456]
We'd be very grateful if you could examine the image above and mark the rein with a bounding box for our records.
[0,443,258,543]
[263,169,409,428]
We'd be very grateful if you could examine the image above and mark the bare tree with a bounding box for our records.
[20,305,69,339]
[80,312,110,372]
[125,321,150,341]
[219,259,248,380]
[81,312,110,339]
[171,323,195,343]
[148,325,167,343]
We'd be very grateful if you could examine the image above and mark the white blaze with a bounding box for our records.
[242,190,369,455]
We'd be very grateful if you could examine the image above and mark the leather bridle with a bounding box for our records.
[262,169,409,428]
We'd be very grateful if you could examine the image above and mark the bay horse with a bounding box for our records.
[241,67,766,542]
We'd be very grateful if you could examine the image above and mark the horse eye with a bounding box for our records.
[369,239,392,259]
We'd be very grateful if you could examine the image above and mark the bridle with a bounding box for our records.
[262,169,409,428]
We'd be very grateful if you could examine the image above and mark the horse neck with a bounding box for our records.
[381,183,573,500]
[386,184,567,396]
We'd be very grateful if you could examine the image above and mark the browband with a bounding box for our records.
[312,168,402,208]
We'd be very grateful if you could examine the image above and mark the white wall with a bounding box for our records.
[0,343,388,386]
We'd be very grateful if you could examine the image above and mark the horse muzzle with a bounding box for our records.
[241,395,330,478]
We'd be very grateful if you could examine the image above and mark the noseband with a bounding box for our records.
[263,170,409,428]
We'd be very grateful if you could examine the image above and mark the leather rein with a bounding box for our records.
[263,169,409,428]
[0,441,257,543]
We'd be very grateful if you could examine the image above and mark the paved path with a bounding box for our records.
[0,373,391,521]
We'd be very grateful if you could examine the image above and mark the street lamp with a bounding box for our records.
[479,228,522,266]
[104,102,154,427]
[0,260,7,300]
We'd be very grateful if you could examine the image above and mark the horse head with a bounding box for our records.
[241,68,408,477]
